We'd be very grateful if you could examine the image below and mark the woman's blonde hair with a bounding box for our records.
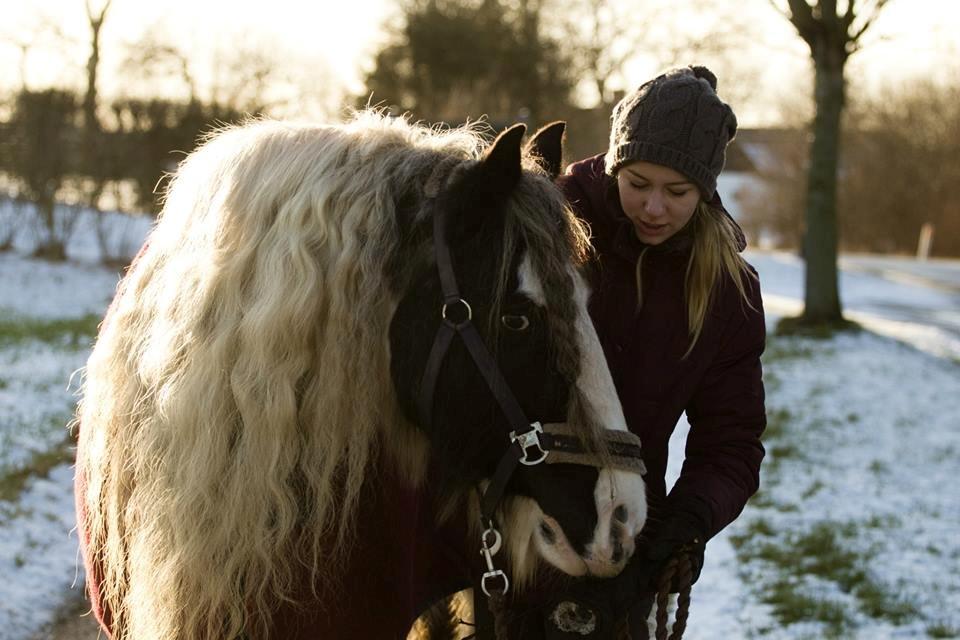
[634,200,756,357]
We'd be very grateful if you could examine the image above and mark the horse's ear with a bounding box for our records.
[477,124,526,194]
[526,121,565,179]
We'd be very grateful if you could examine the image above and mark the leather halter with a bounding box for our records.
[415,172,647,637]
[417,195,547,532]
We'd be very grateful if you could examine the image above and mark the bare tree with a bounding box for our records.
[550,0,662,109]
[0,15,75,91]
[770,0,893,328]
[840,75,960,257]
[83,0,126,264]
[7,89,83,261]
[83,0,113,133]
[119,35,198,102]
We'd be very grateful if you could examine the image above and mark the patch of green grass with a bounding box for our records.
[774,315,862,338]
[732,519,926,631]
[763,339,818,363]
[746,489,776,509]
[769,443,800,460]
[763,407,792,440]
[868,459,890,475]
[854,580,919,624]
[928,622,960,638]
[729,517,777,551]
[0,438,74,503]
[0,314,101,349]
[764,578,853,634]
[802,480,825,499]
[792,524,864,591]
[864,514,901,530]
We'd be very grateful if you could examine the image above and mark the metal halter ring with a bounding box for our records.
[441,297,473,328]
[481,569,510,597]
[510,422,549,466]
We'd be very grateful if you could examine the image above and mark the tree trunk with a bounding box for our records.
[801,49,845,324]
[34,196,68,261]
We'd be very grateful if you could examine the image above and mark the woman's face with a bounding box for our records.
[616,160,700,245]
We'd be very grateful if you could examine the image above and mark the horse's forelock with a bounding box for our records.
[501,171,606,453]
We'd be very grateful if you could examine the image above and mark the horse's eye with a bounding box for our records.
[501,315,530,331]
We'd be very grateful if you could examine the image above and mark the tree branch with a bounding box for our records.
[767,0,791,19]
[851,0,891,42]
[85,0,113,25]
[785,0,818,44]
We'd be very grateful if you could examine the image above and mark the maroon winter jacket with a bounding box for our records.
[558,154,766,538]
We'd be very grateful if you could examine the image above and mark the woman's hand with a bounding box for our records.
[640,508,707,593]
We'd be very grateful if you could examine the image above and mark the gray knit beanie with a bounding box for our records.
[604,65,738,199]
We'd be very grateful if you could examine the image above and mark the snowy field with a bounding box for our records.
[0,204,958,639]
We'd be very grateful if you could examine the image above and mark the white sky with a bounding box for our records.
[1,0,959,126]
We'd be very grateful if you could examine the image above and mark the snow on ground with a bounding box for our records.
[664,251,960,639]
[669,331,960,639]
[0,253,121,321]
[0,465,83,640]
[1,203,958,639]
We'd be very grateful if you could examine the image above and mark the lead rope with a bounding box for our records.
[650,553,693,640]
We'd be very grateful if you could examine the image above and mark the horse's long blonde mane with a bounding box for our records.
[77,112,500,639]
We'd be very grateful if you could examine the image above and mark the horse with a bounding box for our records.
[74,111,648,639]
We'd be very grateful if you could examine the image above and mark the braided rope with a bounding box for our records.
[488,592,512,640]
[653,554,693,640]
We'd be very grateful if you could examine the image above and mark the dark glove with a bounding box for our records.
[541,571,641,638]
[640,507,707,594]
[540,543,663,637]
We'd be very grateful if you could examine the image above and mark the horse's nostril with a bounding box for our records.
[611,539,624,563]
[614,505,628,523]
[539,521,557,545]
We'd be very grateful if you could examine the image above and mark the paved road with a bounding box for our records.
[748,251,960,361]
[840,254,960,294]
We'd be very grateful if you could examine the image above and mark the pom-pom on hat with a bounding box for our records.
[604,65,738,199]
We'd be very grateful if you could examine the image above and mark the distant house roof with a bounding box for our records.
[728,128,808,174]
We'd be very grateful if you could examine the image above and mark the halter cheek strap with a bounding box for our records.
[418,198,548,522]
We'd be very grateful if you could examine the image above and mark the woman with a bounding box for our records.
[549,65,766,636]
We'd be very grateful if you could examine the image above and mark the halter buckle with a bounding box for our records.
[510,422,549,466]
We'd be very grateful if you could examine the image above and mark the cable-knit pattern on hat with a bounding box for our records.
[603,66,737,200]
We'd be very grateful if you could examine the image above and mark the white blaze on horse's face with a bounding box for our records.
[512,253,648,579]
